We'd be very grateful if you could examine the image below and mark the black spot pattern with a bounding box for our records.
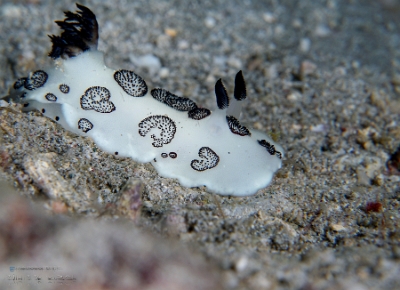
[114,70,148,97]
[80,86,116,113]
[13,78,27,90]
[78,118,94,133]
[169,152,177,158]
[151,88,197,111]
[188,107,211,120]
[161,153,168,158]
[59,84,70,93]
[215,79,229,110]
[138,115,176,148]
[257,140,282,159]
[45,93,57,102]
[226,116,251,136]
[24,70,48,90]
[151,88,167,103]
[191,147,220,171]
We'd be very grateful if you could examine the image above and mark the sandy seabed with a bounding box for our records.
[0,1,399,289]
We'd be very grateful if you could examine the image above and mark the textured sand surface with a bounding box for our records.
[0,1,399,289]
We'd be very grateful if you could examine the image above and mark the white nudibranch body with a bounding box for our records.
[7,4,283,196]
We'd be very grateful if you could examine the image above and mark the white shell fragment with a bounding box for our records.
[7,4,283,196]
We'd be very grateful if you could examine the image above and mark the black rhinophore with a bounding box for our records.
[215,79,229,110]
[234,70,247,101]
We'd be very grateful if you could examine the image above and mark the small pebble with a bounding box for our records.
[310,124,328,133]
[299,38,311,52]
[315,25,331,37]
[204,16,216,28]
[159,67,170,79]
[330,224,346,232]
[164,28,178,37]
[227,56,242,69]
[262,12,276,23]
[287,91,302,101]
[129,54,161,75]
[178,40,189,50]
[300,60,317,76]
[235,256,248,272]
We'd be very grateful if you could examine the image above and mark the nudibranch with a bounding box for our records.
[6,4,283,196]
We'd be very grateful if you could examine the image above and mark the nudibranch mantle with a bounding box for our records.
[7,4,283,196]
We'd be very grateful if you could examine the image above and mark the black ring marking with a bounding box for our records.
[226,115,251,136]
[80,86,116,113]
[114,70,148,97]
[24,70,48,90]
[257,139,282,159]
[59,84,70,94]
[138,115,177,148]
[45,93,57,102]
[191,147,220,171]
[188,107,211,120]
[78,118,94,133]
[151,88,198,111]
[13,77,27,90]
